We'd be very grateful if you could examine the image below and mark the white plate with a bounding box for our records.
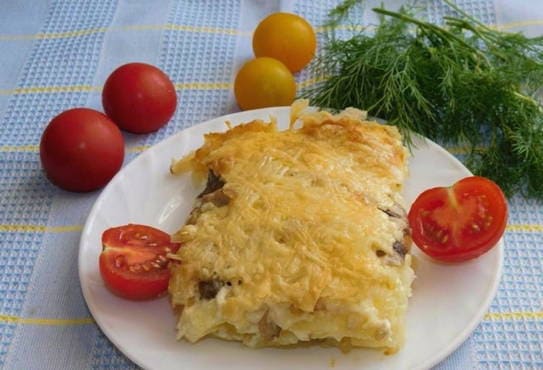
[79,107,502,370]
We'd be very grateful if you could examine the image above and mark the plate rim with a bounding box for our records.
[79,106,503,370]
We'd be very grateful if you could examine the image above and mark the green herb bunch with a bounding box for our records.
[304,0,543,199]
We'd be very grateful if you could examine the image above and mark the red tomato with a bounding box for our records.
[99,224,181,300]
[39,108,124,192]
[408,176,508,262]
[102,63,177,134]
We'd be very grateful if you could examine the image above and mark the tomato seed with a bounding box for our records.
[142,264,150,271]
[114,255,124,268]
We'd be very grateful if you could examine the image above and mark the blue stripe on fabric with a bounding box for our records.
[475,320,543,368]
[0,324,16,366]
[0,152,53,226]
[0,91,94,147]
[508,194,543,224]
[38,0,117,34]
[0,1,52,130]
[0,152,52,346]
[160,1,241,85]
[16,34,108,89]
[167,0,242,29]
[0,0,120,146]
[489,232,543,314]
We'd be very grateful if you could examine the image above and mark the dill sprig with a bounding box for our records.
[304,1,543,199]
[324,0,361,28]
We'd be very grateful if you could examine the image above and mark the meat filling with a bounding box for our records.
[187,170,230,224]
[198,279,224,300]
[378,202,406,219]
[375,202,411,264]
[393,240,407,258]
[258,310,281,340]
[199,170,225,198]
[379,208,401,218]
[201,189,230,207]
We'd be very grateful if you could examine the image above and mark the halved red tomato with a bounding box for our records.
[408,176,508,262]
[99,224,181,300]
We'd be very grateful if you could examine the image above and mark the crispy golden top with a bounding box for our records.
[169,106,413,352]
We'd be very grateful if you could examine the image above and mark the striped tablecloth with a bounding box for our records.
[0,1,541,369]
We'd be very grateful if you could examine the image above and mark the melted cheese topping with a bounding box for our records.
[169,106,415,354]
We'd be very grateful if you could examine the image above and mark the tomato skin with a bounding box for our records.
[234,57,296,110]
[408,176,508,262]
[39,108,124,192]
[253,13,316,73]
[102,63,177,134]
[99,224,181,300]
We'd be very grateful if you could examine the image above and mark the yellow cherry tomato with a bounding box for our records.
[253,12,316,73]
[234,57,296,110]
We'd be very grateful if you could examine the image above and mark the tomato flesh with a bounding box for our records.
[408,176,508,262]
[99,224,181,300]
